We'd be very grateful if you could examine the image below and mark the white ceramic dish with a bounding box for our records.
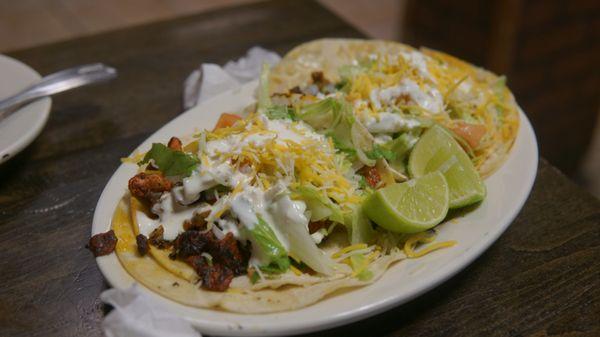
[0,54,51,163]
[92,80,538,336]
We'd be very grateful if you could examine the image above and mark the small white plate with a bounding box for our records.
[0,54,51,163]
[93,81,538,336]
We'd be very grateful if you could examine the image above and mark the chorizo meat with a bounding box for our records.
[87,230,118,257]
[128,172,172,202]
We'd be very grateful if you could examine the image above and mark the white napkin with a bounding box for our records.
[101,285,201,337]
[183,46,281,109]
[101,47,281,337]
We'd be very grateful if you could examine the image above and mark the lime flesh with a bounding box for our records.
[364,172,449,234]
[408,125,486,208]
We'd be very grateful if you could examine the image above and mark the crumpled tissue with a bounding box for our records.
[183,46,281,109]
[101,285,201,337]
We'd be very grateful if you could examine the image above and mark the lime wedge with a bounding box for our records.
[364,172,449,233]
[408,125,486,208]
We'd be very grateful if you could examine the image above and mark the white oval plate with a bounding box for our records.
[0,54,51,163]
[93,80,538,336]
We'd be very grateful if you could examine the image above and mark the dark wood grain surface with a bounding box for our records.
[0,1,598,336]
[403,0,600,174]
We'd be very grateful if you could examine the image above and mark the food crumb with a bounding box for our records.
[87,230,118,257]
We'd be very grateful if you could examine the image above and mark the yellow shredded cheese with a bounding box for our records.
[331,243,368,259]
[203,114,360,210]
[403,232,457,258]
[345,49,519,174]
[289,265,303,276]
[121,152,146,164]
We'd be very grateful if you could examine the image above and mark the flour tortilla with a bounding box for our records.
[270,38,520,177]
[270,39,415,94]
[112,196,405,313]
[110,38,517,313]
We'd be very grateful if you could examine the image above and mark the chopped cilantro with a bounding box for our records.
[365,144,396,161]
[139,143,199,177]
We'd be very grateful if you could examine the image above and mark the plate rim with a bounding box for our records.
[92,80,538,336]
[0,54,52,164]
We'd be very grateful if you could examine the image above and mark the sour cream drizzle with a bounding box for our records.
[369,79,444,115]
[364,112,422,134]
[400,50,435,82]
[139,115,331,268]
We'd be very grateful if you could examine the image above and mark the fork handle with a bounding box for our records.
[0,63,117,117]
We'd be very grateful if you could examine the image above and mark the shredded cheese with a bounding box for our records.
[289,265,303,276]
[332,243,368,259]
[121,152,146,164]
[345,49,519,174]
[403,232,456,258]
[203,115,360,210]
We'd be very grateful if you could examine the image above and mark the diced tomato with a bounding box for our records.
[359,165,382,189]
[449,121,487,149]
[213,113,242,130]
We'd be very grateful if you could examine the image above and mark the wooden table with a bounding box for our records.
[1,1,598,336]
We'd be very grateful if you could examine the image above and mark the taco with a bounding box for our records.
[270,38,520,177]
[96,38,519,313]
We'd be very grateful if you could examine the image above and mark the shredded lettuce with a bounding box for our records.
[296,97,342,128]
[326,102,355,149]
[258,64,301,122]
[250,217,290,274]
[338,58,373,80]
[358,175,369,190]
[269,195,334,275]
[249,269,260,284]
[295,97,377,168]
[384,131,420,174]
[350,254,373,281]
[338,64,365,81]
[293,184,344,224]
[334,152,356,179]
[344,205,375,245]
[266,105,296,120]
[448,103,478,124]
[331,135,357,159]
[492,75,507,96]
[492,75,507,115]
[351,121,376,167]
[257,63,272,113]
[139,143,199,177]
[335,60,374,93]
[296,98,369,166]
[334,78,351,93]
[366,144,396,161]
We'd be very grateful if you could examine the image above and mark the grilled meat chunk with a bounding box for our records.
[136,234,149,256]
[148,225,171,249]
[170,228,250,291]
[87,230,118,257]
[128,172,172,202]
[187,255,234,292]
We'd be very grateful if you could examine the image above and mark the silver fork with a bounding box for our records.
[0,63,117,121]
